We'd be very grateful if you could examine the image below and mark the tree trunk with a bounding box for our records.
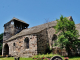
[66,46,72,56]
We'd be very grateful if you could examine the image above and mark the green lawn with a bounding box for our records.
[69,57,80,60]
[0,57,34,60]
[0,55,80,60]
[0,57,80,60]
[0,57,14,60]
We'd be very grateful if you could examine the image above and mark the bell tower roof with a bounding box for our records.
[4,17,29,27]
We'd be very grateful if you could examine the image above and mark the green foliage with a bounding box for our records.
[33,53,60,59]
[54,15,80,56]
[52,40,58,47]
[0,33,3,41]
[45,43,52,54]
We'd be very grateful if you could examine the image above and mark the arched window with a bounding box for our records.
[13,43,15,46]
[52,34,57,46]
[24,37,29,49]
[52,34,57,41]
[13,43,16,51]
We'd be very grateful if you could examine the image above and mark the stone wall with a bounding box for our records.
[3,24,80,57]
[47,27,57,48]
[52,47,68,56]
[3,21,14,41]
[37,27,58,54]
[2,34,37,57]
[37,29,49,54]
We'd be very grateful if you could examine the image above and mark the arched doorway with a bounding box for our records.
[3,43,9,56]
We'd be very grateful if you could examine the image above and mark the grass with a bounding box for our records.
[32,53,80,60]
[0,57,34,60]
[0,57,14,60]
[0,54,80,60]
[20,57,34,60]
[69,57,80,60]
[33,53,62,58]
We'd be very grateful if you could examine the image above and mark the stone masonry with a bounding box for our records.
[2,16,80,57]
[3,34,37,57]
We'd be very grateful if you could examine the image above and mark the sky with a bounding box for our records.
[0,0,80,34]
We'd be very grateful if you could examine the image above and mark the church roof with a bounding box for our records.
[6,16,74,41]
[7,20,57,41]
[12,17,28,24]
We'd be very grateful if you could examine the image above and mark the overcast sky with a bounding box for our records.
[0,0,80,34]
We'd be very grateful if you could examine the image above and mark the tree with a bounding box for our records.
[54,15,80,56]
[0,33,3,55]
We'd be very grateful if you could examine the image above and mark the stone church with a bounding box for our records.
[2,16,80,57]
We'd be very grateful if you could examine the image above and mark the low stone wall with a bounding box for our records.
[52,47,68,56]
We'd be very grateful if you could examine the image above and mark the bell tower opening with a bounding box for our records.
[3,18,29,41]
